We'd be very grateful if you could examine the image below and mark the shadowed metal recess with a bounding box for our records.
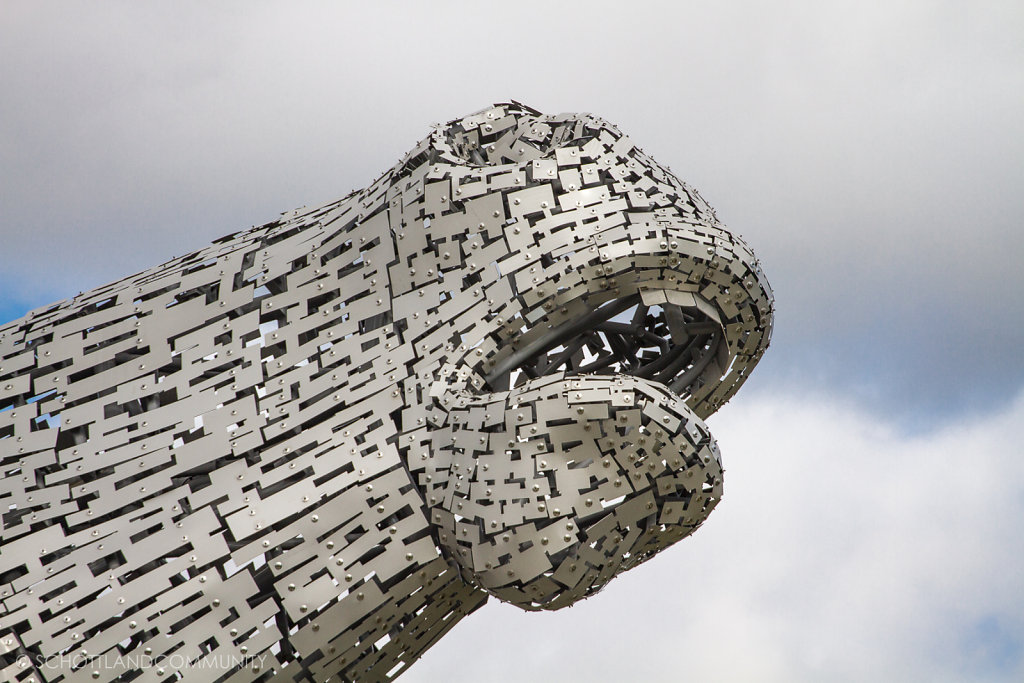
[0,103,774,682]
[484,293,724,394]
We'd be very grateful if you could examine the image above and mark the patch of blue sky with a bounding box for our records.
[959,614,1024,679]
[0,299,31,327]
[0,282,55,326]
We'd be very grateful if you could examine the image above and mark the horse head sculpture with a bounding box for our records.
[0,103,773,681]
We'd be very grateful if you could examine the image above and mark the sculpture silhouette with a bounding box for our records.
[0,103,773,681]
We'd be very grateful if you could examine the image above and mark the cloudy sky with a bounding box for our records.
[2,2,1021,680]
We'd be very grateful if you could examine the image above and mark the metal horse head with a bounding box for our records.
[0,103,773,681]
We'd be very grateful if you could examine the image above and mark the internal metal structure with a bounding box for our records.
[0,103,774,682]
[485,295,724,393]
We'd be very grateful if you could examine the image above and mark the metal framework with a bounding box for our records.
[0,103,774,682]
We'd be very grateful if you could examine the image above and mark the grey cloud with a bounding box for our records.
[1,3,1021,419]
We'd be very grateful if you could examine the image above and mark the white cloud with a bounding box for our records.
[407,388,1024,682]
